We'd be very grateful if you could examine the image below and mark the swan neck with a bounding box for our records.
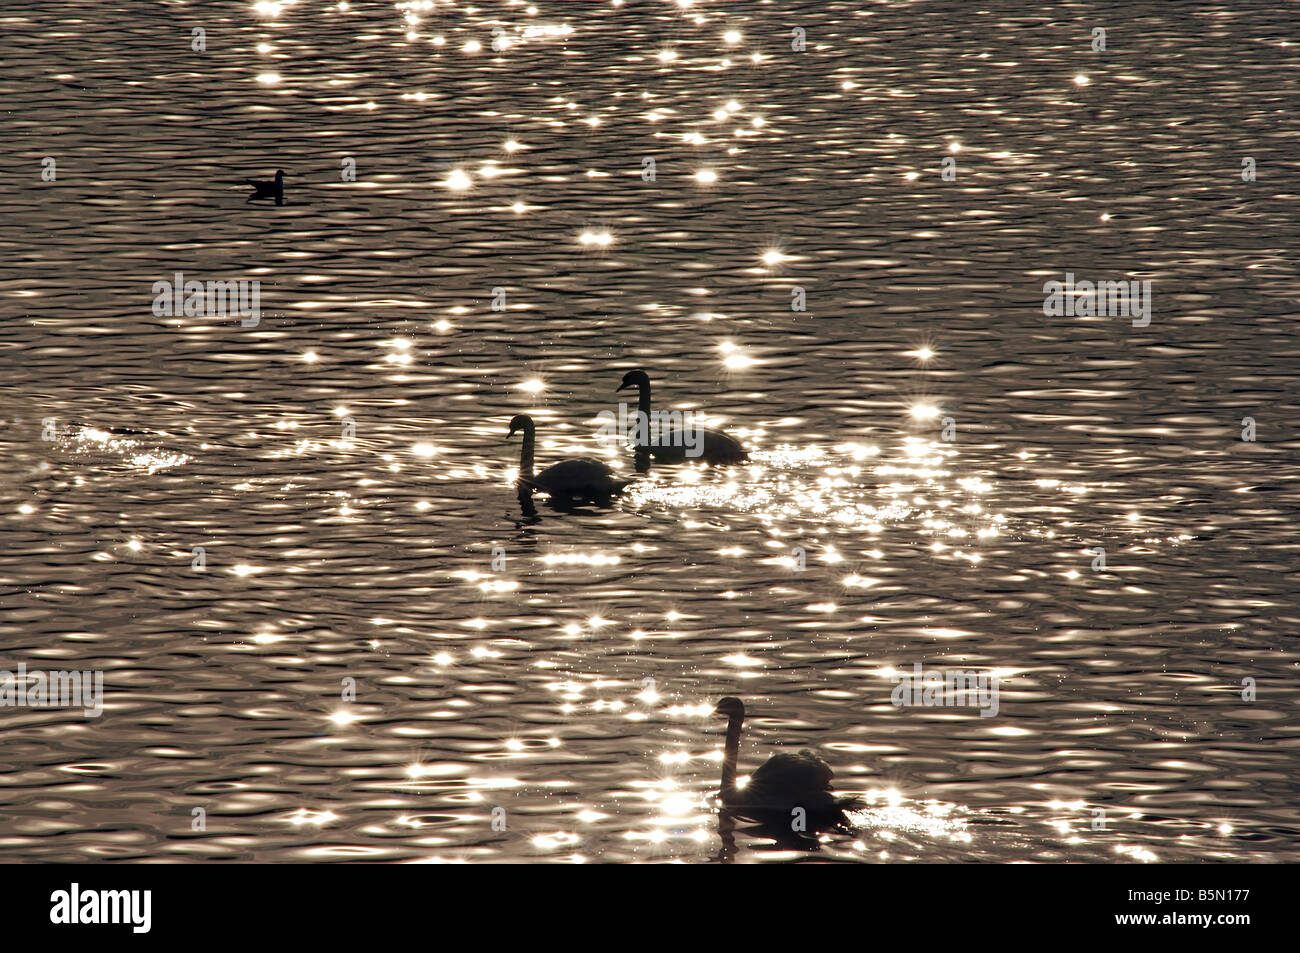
[636,381,651,417]
[721,714,743,797]
[519,427,535,479]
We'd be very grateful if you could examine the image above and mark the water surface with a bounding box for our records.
[1,0,1298,863]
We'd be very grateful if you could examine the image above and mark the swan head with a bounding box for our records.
[714,696,745,721]
[616,369,650,393]
[506,413,534,438]
[275,170,285,180]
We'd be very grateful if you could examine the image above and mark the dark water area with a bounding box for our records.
[0,0,1298,863]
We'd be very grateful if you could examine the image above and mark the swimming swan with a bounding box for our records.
[616,369,748,464]
[715,696,859,831]
[507,414,629,499]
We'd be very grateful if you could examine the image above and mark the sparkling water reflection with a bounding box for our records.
[0,0,1297,863]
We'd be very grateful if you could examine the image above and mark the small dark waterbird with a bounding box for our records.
[507,413,629,500]
[715,696,860,832]
[616,369,748,464]
[246,170,285,206]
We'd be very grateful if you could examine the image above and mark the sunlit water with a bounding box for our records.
[1,0,1297,863]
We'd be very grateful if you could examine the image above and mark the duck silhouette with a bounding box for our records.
[616,369,748,465]
[246,170,285,206]
[507,414,629,501]
[715,696,860,833]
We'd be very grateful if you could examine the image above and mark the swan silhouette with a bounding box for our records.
[616,369,748,464]
[507,414,629,500]
[715,696,859,831]
[247,170,285,206]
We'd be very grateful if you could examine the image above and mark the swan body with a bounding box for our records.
[616,369,748,465]
[508,414,628,499]
[643,428,748,465]
[524,458,627,497]
[715,696,858,831]
[247,170,285,205]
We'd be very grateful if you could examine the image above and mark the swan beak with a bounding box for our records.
[615,382,631,392]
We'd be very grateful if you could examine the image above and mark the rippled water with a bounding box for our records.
[1,0,1298,863]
